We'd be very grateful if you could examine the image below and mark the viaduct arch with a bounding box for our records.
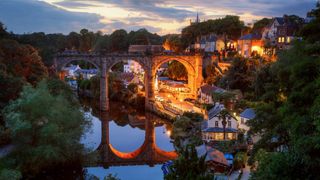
[54,53,203,111]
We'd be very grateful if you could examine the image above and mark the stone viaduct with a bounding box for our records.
[93,112,177,167]
[54,52,204,111]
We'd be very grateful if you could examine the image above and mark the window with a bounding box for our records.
[228,121,231,128]
[287,37,291,43]
[215,121,219,127]
[241,118,245,124]
[278,37,285,43]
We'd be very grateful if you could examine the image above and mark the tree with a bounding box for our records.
[110,29,128,52]
[217,109,229,140]
[163,34,184,52]
[248,40,320,179]
[167,61,188,81]
[252,18,272,34]
[301,2,320,43]
[0,22,8,39]
[171,113,203,149]
[1,81,90,178]
[205,63,222,85]
[219,57,255,94]
[0,39,48,85]
[79,29,95,52]
[165,144,214,180]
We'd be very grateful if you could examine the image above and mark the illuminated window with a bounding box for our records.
[281,37,285,43]
[278,37,281,43]
[287,37,291,43]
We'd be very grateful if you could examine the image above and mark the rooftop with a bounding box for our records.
[240,108,256,119]
[200,84,225,95]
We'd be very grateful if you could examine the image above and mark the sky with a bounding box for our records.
[0,0,317,35]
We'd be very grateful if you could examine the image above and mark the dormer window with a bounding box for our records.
[215,121,219,127]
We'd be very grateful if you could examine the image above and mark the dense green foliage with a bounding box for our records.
[165,144,214,180]
[251,18,272,33]
[163,34,184,52]
[204,63,222,85]
[181,15,245,49]
[171,113,203,148]
[166,61,188,81]
[0,81,89,178]
[219,57,257,94]
[248,42,320,179]
[301,2,320,43]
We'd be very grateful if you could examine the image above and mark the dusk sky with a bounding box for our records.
[0,0,317,35]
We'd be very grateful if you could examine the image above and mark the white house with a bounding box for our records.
[198,84,225,104]
[62,65,81,78]
[202,103,238,141]
[239,108,255,132]
[75,69,98,79]
[124,60,145,75]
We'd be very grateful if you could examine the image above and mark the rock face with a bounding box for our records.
[55,53,204,111]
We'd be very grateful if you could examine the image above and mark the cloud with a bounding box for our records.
[0,0,316,35]
[0,0,105,34]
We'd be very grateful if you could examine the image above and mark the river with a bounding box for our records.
[80,99,175,180]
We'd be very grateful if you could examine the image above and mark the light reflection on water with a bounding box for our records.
[81,100,174,179]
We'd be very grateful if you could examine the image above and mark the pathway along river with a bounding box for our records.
[80,98,175,180]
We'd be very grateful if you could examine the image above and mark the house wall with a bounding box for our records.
[199,91,214,104]
[208,115,238,129]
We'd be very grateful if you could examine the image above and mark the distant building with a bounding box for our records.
[238,33,264,57]
[202,103,238,141]
[124,60,145,75]
[190,12,201,25]
[62,65,81,78]
[198,84,225,104]
[262,16,302,50]
[75,69,98,79]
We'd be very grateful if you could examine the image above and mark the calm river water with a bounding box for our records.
[80,99,175,180]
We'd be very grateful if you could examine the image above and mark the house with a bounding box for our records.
[123,60,145,75]
[262,16,302,50]
[193,34,226,53]
[202,103,238,141]
[198,84,225,104]
[196,144,229,173]
[75,69,98,79]
[62,64,81,78]
[239,108,255,132]
[238,34,264,57]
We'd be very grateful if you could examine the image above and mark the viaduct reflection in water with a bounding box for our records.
[91,108,177,168]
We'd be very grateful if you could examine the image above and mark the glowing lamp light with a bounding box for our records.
[166,130,171,136]
[251,46,261,52]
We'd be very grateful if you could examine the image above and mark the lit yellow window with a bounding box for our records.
[282,37,285,43]
[278,37,281,43]
[287,37,291,43]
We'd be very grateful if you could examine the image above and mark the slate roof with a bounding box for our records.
[239,33,262,40]
[207,103,225,120]
[275,17,285,25]
[202,127,238,133]
[240,108,256,119]
[200,84,225,95]
[196,144,228,166]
